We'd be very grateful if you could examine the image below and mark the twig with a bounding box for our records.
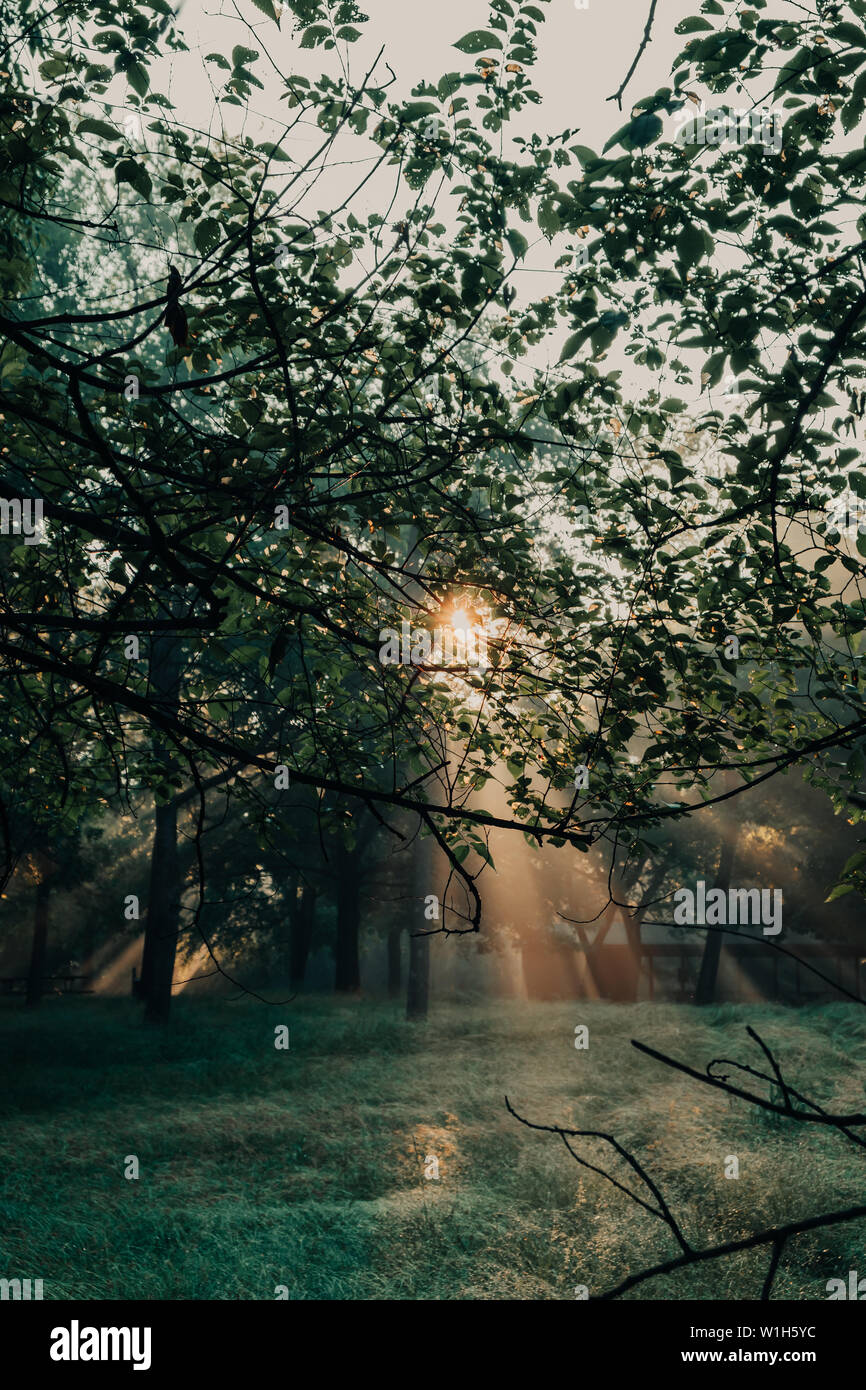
[631,1037,866,1126]
[600,1202,866,1300]
[505,1096,691,1253]
[761,1235,786,1301]
[508,1028,866,1299]
[607,0,659,110]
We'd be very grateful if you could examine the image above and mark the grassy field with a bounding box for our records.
[0,996,864,1300]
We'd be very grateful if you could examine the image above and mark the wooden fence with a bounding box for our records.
[520,940,865,1003]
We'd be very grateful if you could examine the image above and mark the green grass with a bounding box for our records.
[0,997,864,1299]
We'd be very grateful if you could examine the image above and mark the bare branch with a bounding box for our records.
[607,0,659,110]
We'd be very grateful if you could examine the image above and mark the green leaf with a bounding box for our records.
[676,222,705,270]
[402,101,439,122]
[841,848,866,876]
[76,118,121,140]
[127,63,149,97]
[826,882,855,901]
[39,58,68,80]
[258,141,291,161]
[114,158,152,200]
[251,0,279,19]
[829,21,866,45]
[676,16,713,32]
[701,351,726,388]
[559,327,591,362]
[299,24,329,47]
[538,197,561,238]
[628,112,663,147]
[454,30,503,54]
[842,98,865,134]
[194,217,221,255]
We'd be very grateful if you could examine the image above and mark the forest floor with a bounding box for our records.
[0,997,863,1300]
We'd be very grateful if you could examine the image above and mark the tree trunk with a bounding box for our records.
[696,781,740,1005]
[620,863,668,1002]
[334,847,361,992]
[695,829,738,1004]
[140,629,182,1023]
[25,875,51,1008]
[387,926,402,998]
[143,796,180,1022]
[581,901,618,998]
[290,883,316,988]
[406,829,431,1020]
[406,931,429,1020]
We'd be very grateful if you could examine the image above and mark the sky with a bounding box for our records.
[76,0,821,499]
[163,0,701,255]
[133,0,697,409]
[155,1,805,389]
[173,0,699,152]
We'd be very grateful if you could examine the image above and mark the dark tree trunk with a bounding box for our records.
[619,920,643,1003]
[406,931,429,1019]
[619,863,668,1002]
[696,779,740,1005]
[290,883,316,989]
[25,875,51,1008]
[143,796,180,1022]
[387,926,402,998]
[139,629,182,1023]
[695,828,738,1005]
[406,830,431,1020]
[580,902,617,998]
[695,919,723,1005]
[334,847,361,993]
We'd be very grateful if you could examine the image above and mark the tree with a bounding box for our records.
[289,879,317,989]
[407,827,433,1021]
[2,0,866,1014]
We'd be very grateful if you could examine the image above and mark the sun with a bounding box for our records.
[449,606,473,636]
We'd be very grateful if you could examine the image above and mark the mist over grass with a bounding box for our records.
[1,998,863,1300]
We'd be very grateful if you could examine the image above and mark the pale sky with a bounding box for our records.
[174,0,698,152]
[95,0,801,418]
[153,0,700,391]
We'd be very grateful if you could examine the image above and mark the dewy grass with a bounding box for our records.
[0,998,863,1300]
